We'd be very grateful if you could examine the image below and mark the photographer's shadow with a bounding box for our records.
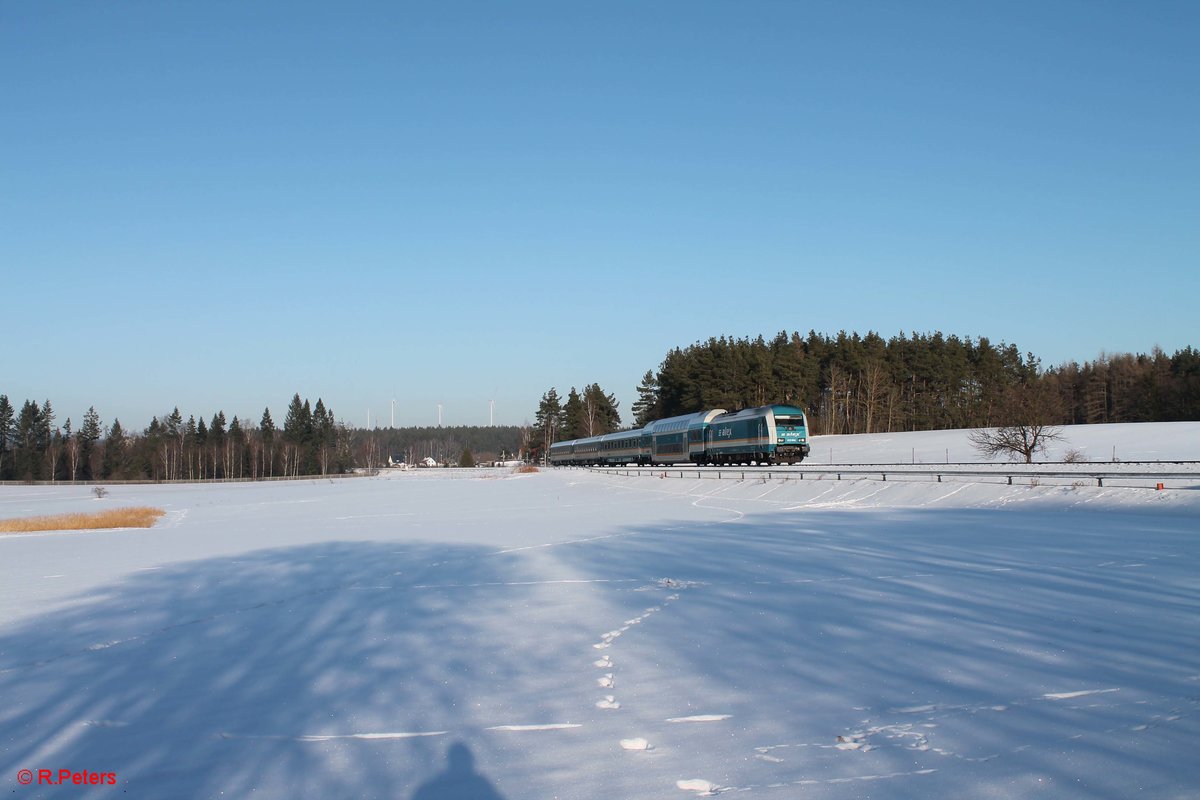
[411,741,506,800]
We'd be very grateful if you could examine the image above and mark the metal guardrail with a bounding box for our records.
[579,466,1200,488]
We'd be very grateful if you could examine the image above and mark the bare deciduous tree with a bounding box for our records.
[968,423,1064,463]
[968,382,1064,463]
[859,360,888,434]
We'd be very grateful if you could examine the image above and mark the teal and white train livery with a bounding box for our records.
[548,404,811,467]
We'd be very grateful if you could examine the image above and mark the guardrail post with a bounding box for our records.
[937,474,942,483]
[882,473,887,482]
[1007,476,1012,485]
[1098,477,1103,487]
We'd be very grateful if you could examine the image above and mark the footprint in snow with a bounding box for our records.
[620,737,652,751]
[658,578,700,589]
[835,734,872,751]
[676,778,722,795]
[596,696,621,710]
[597,674,615,689]
[594,656,613,668]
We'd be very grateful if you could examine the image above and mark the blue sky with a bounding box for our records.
[3,1,1197,430]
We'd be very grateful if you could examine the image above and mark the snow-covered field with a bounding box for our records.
[812,420,1200,464]
[2,424,1199,799]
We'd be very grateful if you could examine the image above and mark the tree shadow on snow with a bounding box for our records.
[0,540,536,799]
[545,503,1200,799]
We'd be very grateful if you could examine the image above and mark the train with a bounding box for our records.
[547,404,811,467]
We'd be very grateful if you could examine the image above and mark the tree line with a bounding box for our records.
[526,331,1200,456]
[527,384,622,460]
[0,393,526,482]
[370,425,525,468]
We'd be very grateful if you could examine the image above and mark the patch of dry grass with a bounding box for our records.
[0,507,166,534]
[512,464,540,474]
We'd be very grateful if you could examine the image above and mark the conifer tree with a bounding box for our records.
[79,407,102,480]
[14,400,43,480]
[102,418,127,479]
[631,371,660,426]
[530,388,566,462]
[194,412,208,474]
[563,388,585,440]
[283,394,312,476]
[228,416,245,478]
[0,395,14,480]
[145,414,169,479]
[301,400,314,473]
[40,400,59,480]
[184,416,199,478]
[459,447,475,468]
[284,394,305,436]
[165,408,184,479]
[313,399,335,475]
[582,383,621,435]
[209,412,227,478]
[260,407,276,477]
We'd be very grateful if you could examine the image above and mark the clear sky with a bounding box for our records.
[3,1,1197,431]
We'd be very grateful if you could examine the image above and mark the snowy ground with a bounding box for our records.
[811,420,1200,464]
[2,425,1199,799]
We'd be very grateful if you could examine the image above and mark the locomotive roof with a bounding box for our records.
[770,404,807,416]
[715,404,807,421]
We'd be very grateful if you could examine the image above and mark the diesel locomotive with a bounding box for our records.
[547,404,810,467]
